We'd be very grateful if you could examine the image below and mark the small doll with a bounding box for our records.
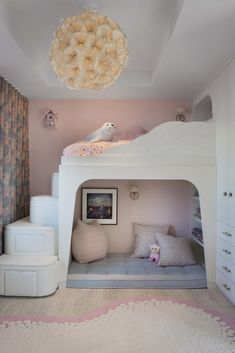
[149,244,160,264]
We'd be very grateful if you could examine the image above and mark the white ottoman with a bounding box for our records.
[0,255,59,297]
[4,217,57,256]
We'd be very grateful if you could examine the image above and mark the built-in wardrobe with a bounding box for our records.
[192,58,235,304]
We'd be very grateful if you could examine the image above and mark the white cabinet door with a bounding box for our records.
[4,270,37,296]
[215,68,229,223]
[229,60,235,227]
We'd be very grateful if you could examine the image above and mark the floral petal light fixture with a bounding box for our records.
[50,10,128,90]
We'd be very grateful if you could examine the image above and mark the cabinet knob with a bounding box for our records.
[224,192,227,196]
[222,249,231,255]
[222,283,231,291]
[229,192,233,197]
[222,266,231,273]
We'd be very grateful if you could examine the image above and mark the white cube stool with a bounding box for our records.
[4,217,57,256]
[0,255,58,297]
[30,195,58,228]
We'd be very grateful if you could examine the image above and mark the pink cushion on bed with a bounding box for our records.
[114,126,147,140]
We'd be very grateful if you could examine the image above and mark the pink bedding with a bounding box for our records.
[63,140,130,157]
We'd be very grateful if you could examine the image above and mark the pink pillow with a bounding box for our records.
[113,126,147,141]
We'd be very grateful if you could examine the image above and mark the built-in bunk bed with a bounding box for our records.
[58,121,216,289]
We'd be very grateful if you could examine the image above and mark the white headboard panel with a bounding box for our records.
[105,120,215,157]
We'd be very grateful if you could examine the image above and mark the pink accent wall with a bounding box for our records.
[29,100,190,195]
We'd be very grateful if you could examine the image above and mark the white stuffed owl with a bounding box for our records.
[85,122,117,142]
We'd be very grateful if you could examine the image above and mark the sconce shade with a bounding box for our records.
[176,106,185,114]
[176,106,186,122]
[129,185,139,200]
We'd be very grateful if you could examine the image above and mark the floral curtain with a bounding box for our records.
[0,76,30,254]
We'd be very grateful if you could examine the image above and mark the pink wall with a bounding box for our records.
[76,180,192,253]
[29,100,190,195]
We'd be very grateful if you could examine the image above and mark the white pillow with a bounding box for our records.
[131,223,170,258]
[72,220,107,263]
[155,232,196,266]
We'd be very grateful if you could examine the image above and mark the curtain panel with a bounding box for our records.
[0,76,30,254]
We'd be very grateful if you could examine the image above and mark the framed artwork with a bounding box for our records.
[82,188,118,224]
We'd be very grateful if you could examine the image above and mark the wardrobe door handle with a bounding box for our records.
[222,232,232,237]
[229,192,233,197]
[222,249,231,255]
[222,266,231,273]
[223,192,227,196]
[222,283,231,291]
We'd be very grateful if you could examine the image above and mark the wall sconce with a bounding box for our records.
[42,109,58,128]
[129,185,139,200]
[176,106,186,122]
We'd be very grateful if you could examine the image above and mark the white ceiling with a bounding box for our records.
[1,0,235,100]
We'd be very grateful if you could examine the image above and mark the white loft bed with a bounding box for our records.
[58,121,216,288]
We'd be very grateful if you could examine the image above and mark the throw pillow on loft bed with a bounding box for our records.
[131,222,170,258]
[155,232,196,266]
[72,220,108,263]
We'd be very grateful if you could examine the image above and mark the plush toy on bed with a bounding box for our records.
[85,122,117,142]
[149,244,160,263]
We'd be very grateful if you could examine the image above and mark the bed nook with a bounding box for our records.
[58,120,216,289]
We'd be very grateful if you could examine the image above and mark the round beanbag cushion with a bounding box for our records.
[72,220,107,263]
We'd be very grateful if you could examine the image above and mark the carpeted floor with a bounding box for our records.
[1,286,235,319]
[0,297,235,353]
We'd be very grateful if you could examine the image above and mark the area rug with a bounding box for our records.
[0,297,235,353]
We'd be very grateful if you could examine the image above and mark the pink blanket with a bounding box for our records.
[63,140,130,157]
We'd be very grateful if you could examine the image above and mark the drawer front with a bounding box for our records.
[15,234,44,253]
[216,270,235,304]
[4,270,37,296]
[217,222,235,246]
[216,253,235,282]
[5,231,56,256]
[217,237,235,264]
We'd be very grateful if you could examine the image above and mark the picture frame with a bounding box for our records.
[81,188,118,225]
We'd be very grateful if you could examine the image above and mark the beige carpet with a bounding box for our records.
[0,297,235,353]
